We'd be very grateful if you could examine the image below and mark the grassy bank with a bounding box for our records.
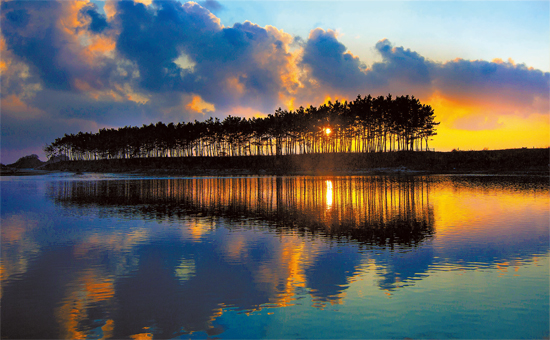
[38,148,549,175]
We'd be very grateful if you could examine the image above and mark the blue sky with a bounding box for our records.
[1,0,549,163]
[215,1,549,71]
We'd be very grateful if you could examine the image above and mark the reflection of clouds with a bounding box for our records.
[129,331,153,340]
[256,236,310,308]
[3,175,545,338]
[48,225,158,339]
[184,218,214,241]
[373,246,434,291]
[43,176,436,311]
[55,268,115,339]
[305,245,363,306]
[175,257,196,282]
[0,214,41,299]
[72,226,151,279]
[429,178,549,263]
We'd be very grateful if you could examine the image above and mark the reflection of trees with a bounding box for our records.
[48,176,435,247]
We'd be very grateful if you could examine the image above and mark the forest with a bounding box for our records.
[44,94,439,161]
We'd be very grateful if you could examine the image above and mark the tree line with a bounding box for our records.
[44,94,439,160]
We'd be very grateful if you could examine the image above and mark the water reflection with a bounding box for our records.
[1,175,548,339]
[47,176,435,247]
[325,180,333,210]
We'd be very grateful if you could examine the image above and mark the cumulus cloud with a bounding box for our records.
[0,0,548,163]
[301,28,368,90]
[372,38,432,85]
[434,58,549,110]
[81,3,110,33]
[198,0,224,13]
[299,35,548,131]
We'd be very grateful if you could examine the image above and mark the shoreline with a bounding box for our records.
[2,168,549,177]
[3,148,549,177]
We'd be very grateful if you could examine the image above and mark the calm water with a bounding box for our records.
[1,174,548,339]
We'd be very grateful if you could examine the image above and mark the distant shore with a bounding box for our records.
[2,148,549,177]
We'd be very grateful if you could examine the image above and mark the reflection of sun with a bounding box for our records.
[326,180,333,210]
[325,127,331,136]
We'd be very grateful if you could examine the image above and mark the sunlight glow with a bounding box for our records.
[326,180,333,210]
[325,127,332,136]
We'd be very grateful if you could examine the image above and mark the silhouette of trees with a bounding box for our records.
[44,94,439,160]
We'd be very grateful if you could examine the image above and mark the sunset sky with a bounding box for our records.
[1,0,549,163]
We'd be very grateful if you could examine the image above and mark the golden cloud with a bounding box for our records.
[186,94,215,114]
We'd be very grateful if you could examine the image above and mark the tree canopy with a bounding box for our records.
[45,94,439,161]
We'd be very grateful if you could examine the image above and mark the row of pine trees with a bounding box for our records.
[44,94,439,160]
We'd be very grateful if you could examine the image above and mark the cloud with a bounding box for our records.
[112,1,299,113]
[198,0,224,13]
[1,95,45,120]
[299,35,548,130]
[451,115,503,131]
[0,0,548,163]
[81,4,110,33]
[372,38,432,85]
[434,58,549,111]
[186,95,215,114]
[1,1,72,90]
[1,0,121,94]
[301,28,368,90]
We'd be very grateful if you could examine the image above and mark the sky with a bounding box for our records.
[1,0,549,163]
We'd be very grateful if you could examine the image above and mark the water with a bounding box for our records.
[1,174,548,339]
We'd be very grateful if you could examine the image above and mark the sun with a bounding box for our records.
[325,127,332,136]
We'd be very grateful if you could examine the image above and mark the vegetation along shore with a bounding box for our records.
[43,95,438,161]
[3,94,548,176]
[3,148,548,176]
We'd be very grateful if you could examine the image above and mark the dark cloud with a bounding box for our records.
[1,0,548,163]
[113,0,286,111]
[113,1,294,111]
[300,34,548,110]
[1,1,119,93]
[191,21,290,110]
[1,1,71,90]
[299,33,432,93]
[28,90,147,127]
[81,5,109,33]
[115,0,185,91]
[372,38,432,85]
[198,0,224,13]
[301,28,369,90]
[434,58,549,107]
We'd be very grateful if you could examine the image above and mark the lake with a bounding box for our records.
[1,174,548,339]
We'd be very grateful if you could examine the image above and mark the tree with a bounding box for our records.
[45,94,439,160]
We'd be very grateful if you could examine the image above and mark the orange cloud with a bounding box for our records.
[0,36,7,72]
[63,1,117,66]
[74,79,125,102]
[58,0,89,36]
[104,0,117,19]
[264,25,303,93]
[186,95,215,114]
[86,35,116,56]
[1,95,44,120]
[308,28,338,40]
[226,76,246,96]
[134,0,153,6]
